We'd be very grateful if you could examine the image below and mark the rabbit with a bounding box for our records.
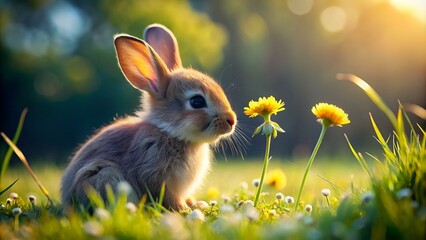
[60,24,236,211]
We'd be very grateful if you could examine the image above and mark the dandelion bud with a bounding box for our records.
[12,207,22,216]
[252,179,260,188]
[187,209,205,222]
[285,196,294,204]
[275,192,284,200]
[10,192,19,199]
[305,204,313,212]
[321,188,331,197]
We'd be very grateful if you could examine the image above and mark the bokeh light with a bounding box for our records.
[287,0,314,16]
[320,6,347,32]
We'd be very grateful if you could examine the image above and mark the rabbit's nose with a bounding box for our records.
[226,117,235,127]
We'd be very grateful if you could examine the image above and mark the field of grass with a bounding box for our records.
[1,158,369,205]
[0,75,424,239]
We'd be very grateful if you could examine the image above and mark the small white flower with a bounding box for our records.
[285,196,294,204]
[117,181,132,196]
[361,192,374,204]
[397,188,412,200]
[28,195,36,203]
[244,200,254,207]
[305,204,313,212]
[252,179,260,188]
[269,209,277,217]
[83,221,104,237]
[236,200,245,207]
[187,209,205,221]
[6,198,12,205]
[125,202,137,213]
[275,192,284,200]
[12,207,22,215]
[222,195,231,204]
[240,181,248,190]
[321,188,331,197]
[220,204,234,214]
[94,208,111,221]
[210,200,217,206]
[194,200,209,210]
[10,192,19,199]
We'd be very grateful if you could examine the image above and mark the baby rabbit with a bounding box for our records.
[61,24,236,210]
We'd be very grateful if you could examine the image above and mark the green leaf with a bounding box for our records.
[252,125,263,137]
[271,121,285,133]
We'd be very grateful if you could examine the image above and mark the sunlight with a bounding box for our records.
[320,6,347,32]
[389,0,426,23]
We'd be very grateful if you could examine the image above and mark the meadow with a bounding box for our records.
[0,75,425,239]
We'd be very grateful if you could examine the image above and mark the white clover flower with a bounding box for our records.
[125,202,137,214]
[10,192,19,199]
[194,200,209,210]
[285,196,294,204]
[222,195,231,204]
[187,209,205,222]
[12,207,22,216]
[220,204,234,214]
[240,181,248,190]
[83,221,104,237]
[94,208,111,221]
[275,192,284,200]
[252,179,260,188]
[321,188,331,197]
[305,204,313,212]
[117,181,132,196]
[210,200,217,206]
[397,188,412,200]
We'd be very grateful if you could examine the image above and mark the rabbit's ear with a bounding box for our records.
[114,34,169,95]
[144,24,182,70]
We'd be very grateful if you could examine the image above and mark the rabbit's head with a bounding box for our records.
[114,24,236,144]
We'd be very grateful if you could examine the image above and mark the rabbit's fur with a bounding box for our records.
[61,24,236,210]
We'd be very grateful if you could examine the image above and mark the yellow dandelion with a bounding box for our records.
[311,103,350,127]
[207,187,219,200]
[244,96,285,118]
[265,169,287,190]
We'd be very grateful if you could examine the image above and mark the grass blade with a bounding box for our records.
[1,132,52,204]
[1,108,28,187]
[344,134,373,177]
[336,74,397,128]
[0,178,19,196]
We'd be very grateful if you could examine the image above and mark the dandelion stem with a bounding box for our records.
[294,124,328,211]
[254,134,272,207]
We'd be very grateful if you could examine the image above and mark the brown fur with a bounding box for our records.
[60,24,236,210]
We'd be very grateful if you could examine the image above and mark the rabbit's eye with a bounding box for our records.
[190,95,207,109]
